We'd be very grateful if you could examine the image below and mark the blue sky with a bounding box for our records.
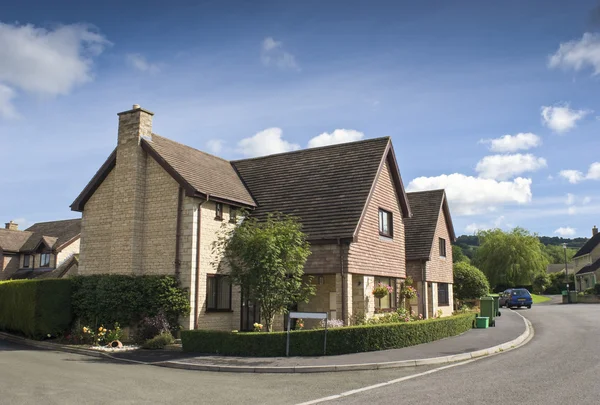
[1,0,600,238]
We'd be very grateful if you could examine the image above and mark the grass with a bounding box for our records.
[531,294,551,304]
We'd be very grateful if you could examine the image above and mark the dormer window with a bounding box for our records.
[40,253,51,268]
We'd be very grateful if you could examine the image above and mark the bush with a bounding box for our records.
[584,287,595,295]
[595,284,600,295]
[142,331,174,349]
[70,275,189,330]
[181,312,475,356]
[134,313,171,343]
[532,273,550,294]
[0,279,72,338]
[453,262,490,301]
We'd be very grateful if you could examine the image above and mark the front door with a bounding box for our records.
[240,288,260,331]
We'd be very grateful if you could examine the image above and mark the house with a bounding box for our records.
[0,219,81,280]
[574,226,600,291]
[546,264,574,275]
[71,104,452,331]
[404,190,456,318]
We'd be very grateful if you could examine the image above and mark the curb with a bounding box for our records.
[0,312,533,374]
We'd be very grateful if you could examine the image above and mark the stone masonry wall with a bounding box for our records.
[425,206,453,283]
[304,243,343,274]
[57,239,80,268]
[79,169,115,275]
[347,161,406,278]
[1,253,19,280]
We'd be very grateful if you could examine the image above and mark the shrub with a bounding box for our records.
[0,279,72,338]
[584,287,595,295]
[595,284,600,295]
[532,273,550,294]
[181,312,475,356]
[453,262,490,301]
[134,313,171,343]
[142,331,174,349]
[70,275,189,330]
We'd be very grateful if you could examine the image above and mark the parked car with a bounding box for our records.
[505,288,533,309]
[499,289,512,307]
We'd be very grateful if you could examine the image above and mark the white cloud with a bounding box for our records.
[308,129,365,148]
[566,193,575,205]
[559,169,585,184]
[549,32,600,75]
[260,37,299,71]
[587,162,600,180]
[548,174,554,180]
[0,83,18,119]
[465,223,484,234]
[541,105,590,133]
[568,206,577,215]
[464,216,506,234]
[237,127,300,157]
[481,133,542,153]
[554,227,577,237]
[0,22,108,117]
[407,174,532,216]
[206,139,223,155]
[475,154,547,180]
[583,196,592,204]
[125,53,160,74]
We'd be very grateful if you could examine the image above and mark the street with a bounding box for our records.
[1,302,597,405]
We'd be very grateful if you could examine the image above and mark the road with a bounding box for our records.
[0,301,597,405]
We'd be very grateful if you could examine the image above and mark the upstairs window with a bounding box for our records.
[378,209,393,238]
[40,253,51,268]
[439,238,446,257]
[215,203,223,221]
[23,255,31,268]
[206,275,232,311]
[229,207,237,223]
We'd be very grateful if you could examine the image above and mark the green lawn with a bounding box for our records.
[531,294,551,304]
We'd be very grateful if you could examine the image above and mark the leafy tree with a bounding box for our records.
[532,273,550,294]
[474,228,549,288]
[452,245,470,264]
[212,212,315,332]
[453,262,490,302]
[543,244,576,264]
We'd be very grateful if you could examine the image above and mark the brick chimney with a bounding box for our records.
[4,221,18,231]
[109,104,154,275]
[593,225,598,236]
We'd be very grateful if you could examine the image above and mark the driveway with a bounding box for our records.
[1,303,597,404]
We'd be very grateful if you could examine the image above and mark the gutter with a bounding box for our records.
[174,186,183,281]
[338,238,347,325]
[194,202,203,329]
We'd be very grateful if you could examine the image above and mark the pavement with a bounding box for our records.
[0,307,529,373]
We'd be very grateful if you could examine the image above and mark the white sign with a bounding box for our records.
[288,311,327,320]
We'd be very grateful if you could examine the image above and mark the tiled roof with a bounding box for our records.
[22,219,81,251]
[576,258,600,275]
[142,134,256,207]
[232,137,409,240]
[404,190,445,260]
[546,264,574,274]
[573,233,600,258]
[0,229,33,253]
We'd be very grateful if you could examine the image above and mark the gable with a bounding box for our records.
[574,233,600,259]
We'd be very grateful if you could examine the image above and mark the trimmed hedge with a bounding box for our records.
[0,279,72,338]
[181,312,475,356]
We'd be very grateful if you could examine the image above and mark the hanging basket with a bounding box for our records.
[372,283,393,299]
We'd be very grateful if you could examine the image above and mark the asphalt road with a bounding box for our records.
[0,301,596,405]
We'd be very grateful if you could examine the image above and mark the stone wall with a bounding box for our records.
[57,239,80,268]
[347,161,406,278]
[0,253,19,280]
[304,243,343,274]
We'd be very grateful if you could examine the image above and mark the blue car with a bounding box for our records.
[505,288,533,309]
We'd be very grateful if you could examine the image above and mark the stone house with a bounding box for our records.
[404,190,456,318]
[0,219,81,280]
[71,105,453,331]
[574,226,600,291]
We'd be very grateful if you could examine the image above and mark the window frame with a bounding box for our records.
[439,238,446,258]
[374,276,397,311]
[437,283,450,306]
[378,208,393,238]
[40,253,51,268]
[229,206,237,224]
[215,203,223,221]
[206,274,232,312]
[23,254,31,268]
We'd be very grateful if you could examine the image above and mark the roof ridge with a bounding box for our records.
[232,136,391,163]
[150,133,232,164]
[28,218,81,225]
[406,189,445,195]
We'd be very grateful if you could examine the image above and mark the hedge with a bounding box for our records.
[0,279,72,338]
[181,312,476,356]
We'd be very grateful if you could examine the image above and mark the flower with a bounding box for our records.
[47,334,51,338]
[83,327,88,333]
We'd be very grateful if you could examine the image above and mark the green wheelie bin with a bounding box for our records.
[489,294,501,317]
[479,296,496,327]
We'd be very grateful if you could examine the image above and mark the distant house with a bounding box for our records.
[0,219,81,280]
[574,226,600,291]
[404,190,456,318]
[546,264,574,275]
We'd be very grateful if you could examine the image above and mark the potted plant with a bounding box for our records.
[372,282,393,299]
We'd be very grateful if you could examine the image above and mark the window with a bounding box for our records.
[378,209,393,238]
[215,203,223,220]
[439,238,446,257]
[40,253,51,268]
[374,277,397,310]
[438,283,449,306]
[206,275,232,311]
[229,206,237,223]
[23,255,31,268]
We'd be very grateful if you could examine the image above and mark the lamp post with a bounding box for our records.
[563,243,570,304]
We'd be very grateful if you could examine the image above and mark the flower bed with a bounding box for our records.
[181,312,476,357]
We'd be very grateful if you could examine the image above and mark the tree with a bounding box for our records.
[474,228,549,288]
[452,245,470,264]
[453,262,490,302]
[532,273,550,294]
[212,212,315,332]
[543,244,576,264]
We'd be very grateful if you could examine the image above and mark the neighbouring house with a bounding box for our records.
[71,104,453,331]
[574,226,600,291]
[546,264,575,275]
[0,219,81,280]
[404,190,456,318]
